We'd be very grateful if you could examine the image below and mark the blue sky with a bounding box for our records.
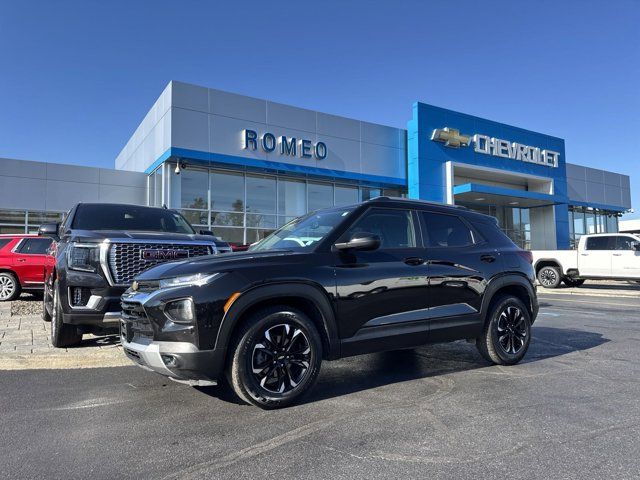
[1,0,638,218]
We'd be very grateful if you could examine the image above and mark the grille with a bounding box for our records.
[121,301,154,340]
[108,242,213,285]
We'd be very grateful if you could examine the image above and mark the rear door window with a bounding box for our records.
[586,236,615,250]
[422,212,474,248]
[615,236,640,250]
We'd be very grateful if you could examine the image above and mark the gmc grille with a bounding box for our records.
[108,242,213,285]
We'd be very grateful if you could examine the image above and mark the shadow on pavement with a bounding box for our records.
[195,326,608,405]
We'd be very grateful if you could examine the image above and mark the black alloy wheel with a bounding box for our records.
[227,306,322,409]
[496,305,528,356]
[251,323,312,394]
[477,294,532,365]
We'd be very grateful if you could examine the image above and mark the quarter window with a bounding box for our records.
[585,236,615,250]
[422,212,474,248]
[342,208,416,249]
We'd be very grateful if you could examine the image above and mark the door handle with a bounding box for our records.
[404,257,424,266]
[613,253,622,256]
[580,253,589,256]
[480,254,496,263]
[16,259,26,263]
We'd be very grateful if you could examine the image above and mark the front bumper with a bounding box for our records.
[121,332,225,385]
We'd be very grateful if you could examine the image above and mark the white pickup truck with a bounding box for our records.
[532,233,640,288]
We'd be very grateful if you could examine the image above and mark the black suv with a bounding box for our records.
[121,197,538,408]
[40,203,219,347]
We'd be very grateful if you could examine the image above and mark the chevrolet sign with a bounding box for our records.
[431,128,560,167]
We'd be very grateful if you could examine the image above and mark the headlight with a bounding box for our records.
[67,243,100,272]
[158,273,220,289]
[163,298,195,324]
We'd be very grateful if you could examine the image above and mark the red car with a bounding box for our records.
[0,234,53,301]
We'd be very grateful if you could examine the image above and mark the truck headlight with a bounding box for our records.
[163,298,195,324]
[158,273,220,289]
[67,243,100,273]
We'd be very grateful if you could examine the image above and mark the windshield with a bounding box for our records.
[251,207,354,251]
[72,204,195,234]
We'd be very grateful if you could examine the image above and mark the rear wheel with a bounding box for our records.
[227,306,322,409]
[477,295,532,365]
[0,272,20,302]
[51,280,82,347]
[537,266,561,288]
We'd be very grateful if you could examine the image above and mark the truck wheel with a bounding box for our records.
[0,272,21,302]
[51,280,82,348]
[227,306,322,409]
[476,294,532,366]
[537,266,561,288]
[563,278,585,288]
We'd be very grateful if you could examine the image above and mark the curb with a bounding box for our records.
[538,289,640,299]
[0,351,131,370]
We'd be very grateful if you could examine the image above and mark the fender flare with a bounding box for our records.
[214,282,340,359]
[533,258,563,275]
[480,273,538,320]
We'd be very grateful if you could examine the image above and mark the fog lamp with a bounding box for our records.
[163,298,195,324]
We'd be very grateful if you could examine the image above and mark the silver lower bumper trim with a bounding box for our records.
[121,337,203,379]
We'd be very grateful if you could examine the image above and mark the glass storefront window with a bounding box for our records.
[278,178,306,217]
[211,211,244,227]
[334,185,358,206]
[246,175,276,214]
[308,182,333,211]
[585,212,596,234]
[212,226,244,244]
[360,187,382,202]
[211,171,245,212]
[180,169,208,209]
[606,215,618,233]
[179,209,208,227]
[246,228,276,244]
[246,214,277,229]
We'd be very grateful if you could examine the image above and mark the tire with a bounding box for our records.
[227,306,323,409]
[537,265,562,288]
[0,272,21,302]
[50,280,82,348]
[476,294,532,366]
[42,283,52,322]
[563,278,585,288]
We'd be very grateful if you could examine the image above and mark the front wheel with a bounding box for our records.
[537,266,562,288]
[51,280,82,348]
[227,306,322,409]
[477,295,532,365]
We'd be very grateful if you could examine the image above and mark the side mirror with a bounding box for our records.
[633,243,640,251]
[38,222,60,239]
[334,232,381,252]
[199,229,214,236]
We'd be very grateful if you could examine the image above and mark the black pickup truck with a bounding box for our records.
[39,203,220,347]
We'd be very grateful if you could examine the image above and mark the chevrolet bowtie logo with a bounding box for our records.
[431,127,471,148]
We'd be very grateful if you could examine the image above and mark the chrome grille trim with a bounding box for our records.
[103,240,214,286]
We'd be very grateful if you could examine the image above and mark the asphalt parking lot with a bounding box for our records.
[1,289,639,479]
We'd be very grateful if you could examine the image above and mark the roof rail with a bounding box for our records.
[367,196,468,210]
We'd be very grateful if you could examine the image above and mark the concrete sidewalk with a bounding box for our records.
[538,279,640,298]
[0,303,129,370]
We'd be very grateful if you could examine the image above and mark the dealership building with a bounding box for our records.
[0,81,632,249]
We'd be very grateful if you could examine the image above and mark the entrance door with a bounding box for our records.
[334,207,430,353]
[580,236,615,277]
[611,235,640,278]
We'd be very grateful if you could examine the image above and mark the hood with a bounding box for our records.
[135,249,300,280]
[69,230,217,243]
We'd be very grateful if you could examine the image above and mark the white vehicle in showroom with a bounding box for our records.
[532,233,640,288]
